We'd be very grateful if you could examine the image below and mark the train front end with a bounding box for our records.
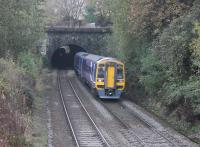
[95,58,125,99]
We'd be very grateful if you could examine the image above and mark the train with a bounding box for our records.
[74,52,125,99]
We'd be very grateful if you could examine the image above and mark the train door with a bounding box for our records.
[106,63,115,88]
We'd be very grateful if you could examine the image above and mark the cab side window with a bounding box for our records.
[117,64,123,79]
[98,64,105,78]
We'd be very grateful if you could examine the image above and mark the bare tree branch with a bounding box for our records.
[56,0,85,27]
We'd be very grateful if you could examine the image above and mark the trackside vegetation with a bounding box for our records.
[0,0,200,145]
[0,0,44,146]
[85,0,200,142]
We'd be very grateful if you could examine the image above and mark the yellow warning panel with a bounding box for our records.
[107,66,115,88]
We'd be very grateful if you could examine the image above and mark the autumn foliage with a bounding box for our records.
[87,0,200,140]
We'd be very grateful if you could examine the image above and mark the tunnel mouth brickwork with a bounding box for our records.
[46,27,112,64]
[51,45,86,69]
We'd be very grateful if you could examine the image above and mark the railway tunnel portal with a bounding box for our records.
[46,26,112,69]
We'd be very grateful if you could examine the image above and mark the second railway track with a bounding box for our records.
[56,70,197,147]
[57,71,110,147]
[97,100,183,147]
[70,75,191,147]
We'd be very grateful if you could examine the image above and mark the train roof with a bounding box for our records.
[76,52,103,62]
[75,52,123,64]
[75,52,88,56]
[84,54,103,62]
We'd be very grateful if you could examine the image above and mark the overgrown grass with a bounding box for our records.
[0,52,43,146]
[18,51,42,80]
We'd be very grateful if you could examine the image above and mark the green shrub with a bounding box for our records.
[140,54,167,96]
[0,58,24,95]
[190,22,200,72]
[163,76,200,115]
[18,52,42,80]
[0,58,34,146]
[42,55,49,67]
[84,5,97,23]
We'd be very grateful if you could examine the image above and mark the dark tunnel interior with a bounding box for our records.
[51,44,86,69]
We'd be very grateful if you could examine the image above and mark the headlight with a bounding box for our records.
[117,79,124,83]
[97,79,104,82]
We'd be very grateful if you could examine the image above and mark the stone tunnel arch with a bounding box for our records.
[46,27,112,67]
[51,44,86,69]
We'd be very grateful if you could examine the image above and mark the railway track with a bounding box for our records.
[57,71,196,147]
[70,79,146,147]
[119,102,185,147]
[95,100,146,147]
[99,100,183,147]
[70,76,188,147]
[57,71,110,147]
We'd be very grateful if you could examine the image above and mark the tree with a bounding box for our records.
[0,0,44,58]
[84,0,112,26]
[106,0,194,84]
[84,4,96,23]
[56,0,85,26]
[190,23,200,73]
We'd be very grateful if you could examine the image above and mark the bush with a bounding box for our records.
[0,58,36,109]
[0,59,24,96]
[163,77,200,116]
[18,52,42,80]
[84,5,97,23]
[190,22,200,73]
[140,54,167,96]
[0,58,33,146]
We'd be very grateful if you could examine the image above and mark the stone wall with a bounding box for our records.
[46,27,112,60]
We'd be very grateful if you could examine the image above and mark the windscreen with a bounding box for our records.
[117,64,124,79]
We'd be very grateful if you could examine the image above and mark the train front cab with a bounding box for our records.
[95,59,125,99]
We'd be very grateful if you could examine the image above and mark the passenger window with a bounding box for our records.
[117,64,123,79]
[98,64,105,78]
[93,64,96,80]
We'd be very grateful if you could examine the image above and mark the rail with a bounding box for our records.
[57,71,110,147]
